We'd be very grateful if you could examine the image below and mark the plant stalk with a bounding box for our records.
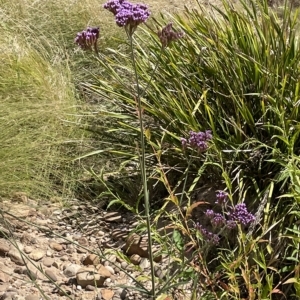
[128,34,156,299]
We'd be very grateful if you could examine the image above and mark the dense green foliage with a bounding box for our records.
[90,0,300,199]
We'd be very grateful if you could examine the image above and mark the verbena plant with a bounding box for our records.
[77,0,300,298]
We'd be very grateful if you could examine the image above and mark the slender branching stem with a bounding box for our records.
[128,33,156,299]
[179,156,193,206]
[139,52,162,100]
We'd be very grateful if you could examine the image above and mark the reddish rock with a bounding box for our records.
[49,242,63,251]
[83,254,100,266]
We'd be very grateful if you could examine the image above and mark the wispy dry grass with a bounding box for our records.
[0,0,203,200]
[0,0,92,199]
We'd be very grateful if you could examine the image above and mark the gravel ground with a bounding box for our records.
[0,195,197,300]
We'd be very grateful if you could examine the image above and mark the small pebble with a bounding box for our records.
[85,285,96,291]
[105,265,115,275]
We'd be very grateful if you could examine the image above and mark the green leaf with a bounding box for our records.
[172,230,183,251]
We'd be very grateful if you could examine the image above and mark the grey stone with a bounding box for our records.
[85,285,96,291]
[120,261,128,270]
[63,263,81,277]
[42,257,54,267]
[154,265,166,279]
[139,258,150,270]
[76,266,111,288]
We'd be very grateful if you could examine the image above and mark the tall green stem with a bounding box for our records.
[128,34,156,299]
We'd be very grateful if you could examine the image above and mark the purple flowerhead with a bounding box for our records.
[158,22,185,48]
[205,209,215,219]
[211,213,226,227]
[215,190,228,205]
[181,137,187,147]
[181,130,212,153]
[228,203,255,226]
[75,27,100,52]
[195,223,220,245]
[226,220,237,229]
[205,209,226,227]
[104,0,150,35]
[103,0,126,14]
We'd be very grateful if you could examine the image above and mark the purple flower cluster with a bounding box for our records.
[205,209,215,219]
[226,220,237,229]
[228,203,255,226]
[103,0,125,14]
[75,27,100,52]
[181,130,212,152]
[212,213,226,227]
[195,223,220,245]
[205,209,226,227]
[104,0,150,35]
[195,191,255,246]
[215,190,228,205]
[158,22,185,48]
